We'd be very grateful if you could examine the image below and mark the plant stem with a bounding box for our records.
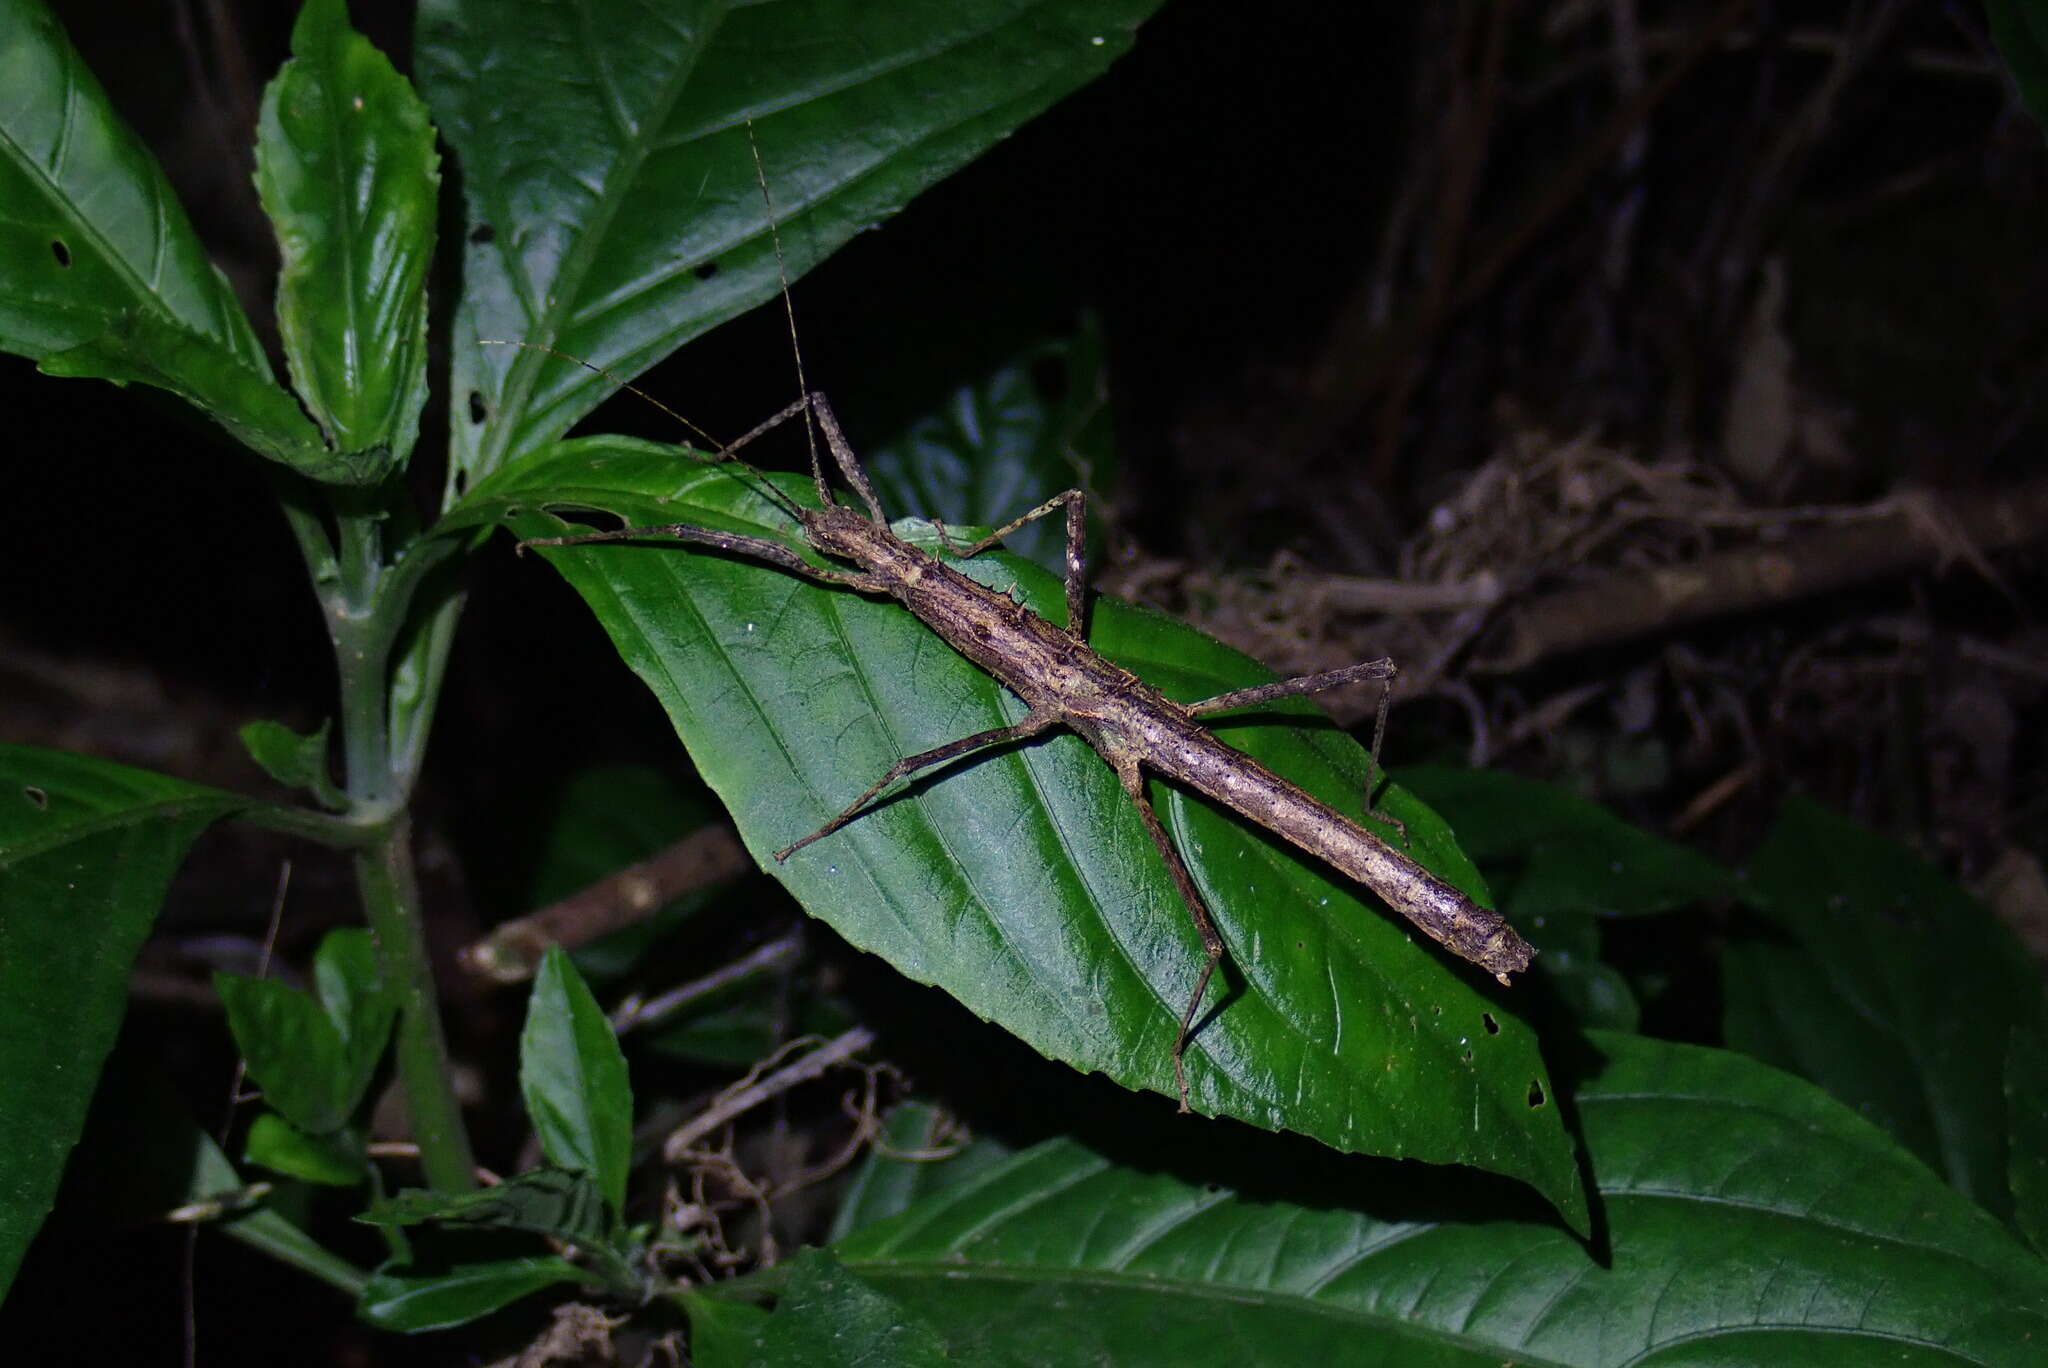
[356,817,476,1192]
[322,499,476,1192]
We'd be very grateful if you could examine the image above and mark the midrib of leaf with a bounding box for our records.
[849,1254,1583,1367]
[809,577,1113,1041]
[0,31,259,365]
[479,1,735,474]
[0,795,238,865]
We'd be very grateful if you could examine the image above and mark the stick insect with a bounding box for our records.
[505,143,1533,1113]
[512,379,1533,1113]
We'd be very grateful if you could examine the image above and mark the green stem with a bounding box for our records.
[318,498,476,1192]
[356,817,476,1192]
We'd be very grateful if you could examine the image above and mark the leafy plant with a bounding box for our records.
[1,0,2045,1362]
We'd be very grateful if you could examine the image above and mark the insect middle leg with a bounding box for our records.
[773,710,1060,861]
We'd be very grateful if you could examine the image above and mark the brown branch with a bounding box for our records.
[1479,478,2048,673]
[459,824,752,984]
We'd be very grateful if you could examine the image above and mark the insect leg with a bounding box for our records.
[522,523,887,591]
[933,490,1090,640]
[1110,754,1224,1114]
[1186,660,1408,840]
[1183,658,1397,718]
[803,392,891,526]
[774,710,1059,861]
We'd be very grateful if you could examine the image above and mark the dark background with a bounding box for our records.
[5,1,2045,1361]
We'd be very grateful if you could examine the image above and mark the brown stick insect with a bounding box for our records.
[510,374,1533,1114]
[502,140,1533,1112]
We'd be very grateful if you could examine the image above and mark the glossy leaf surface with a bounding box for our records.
[800,1034,2048,1366]
[255,0,439,464]
[0,0,343,477]
[415,0,1166,487]
[357,1253,589,1333]
[444,444,1584,1227]
[520,947,634,1215]
[0,744,243,1297]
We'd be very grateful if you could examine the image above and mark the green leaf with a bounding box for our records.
[866,327,1112,579]
[829,1102,1013,1242]
[0,2,340,477]
[1988,1,2048,137]
[414,0,1168,487]
[521,947,633,1215]
[810,1034,2048,1365]
[363,1166,611,1247]
[748,1247,956,1368]
[244,1112,368,1187]
[0,743,244,1298]
[214,973,353,1136]
[1727,797,2037,1222]
[313,927,397,1113]
[239,718,346,810]
[446,450,1585,1229]
[255,0,438,466]
[0,0,265,362]
[357,1253,589,1333]
[39,308,342,477]
[679,1290,774,1368]
[1403,767,1734,1032]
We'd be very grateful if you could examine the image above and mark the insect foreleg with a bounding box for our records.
[801,392,890,526]
[773,710,1060,862]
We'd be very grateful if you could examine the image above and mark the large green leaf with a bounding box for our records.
[0,0,339,479]
[414,0,1166,487]
[0,744,245,1297]
[255,0,440,467]
[1726,798,2039,1223]
[766,1034,2048,1366]
[734,1247,957,1368]
[443,443,1585,1229]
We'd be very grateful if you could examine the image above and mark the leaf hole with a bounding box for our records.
[50,240,71,267]
[468,390,487,425]
[469,221,496,244]
[23,785,49,809]
[1481,1012,1498,1035]
[693,259,720,281]
[452,469,469,496]
[1527,1080,1546,1108]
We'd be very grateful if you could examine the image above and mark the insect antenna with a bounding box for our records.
[743,122,890,527]
[477,337,807,526]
